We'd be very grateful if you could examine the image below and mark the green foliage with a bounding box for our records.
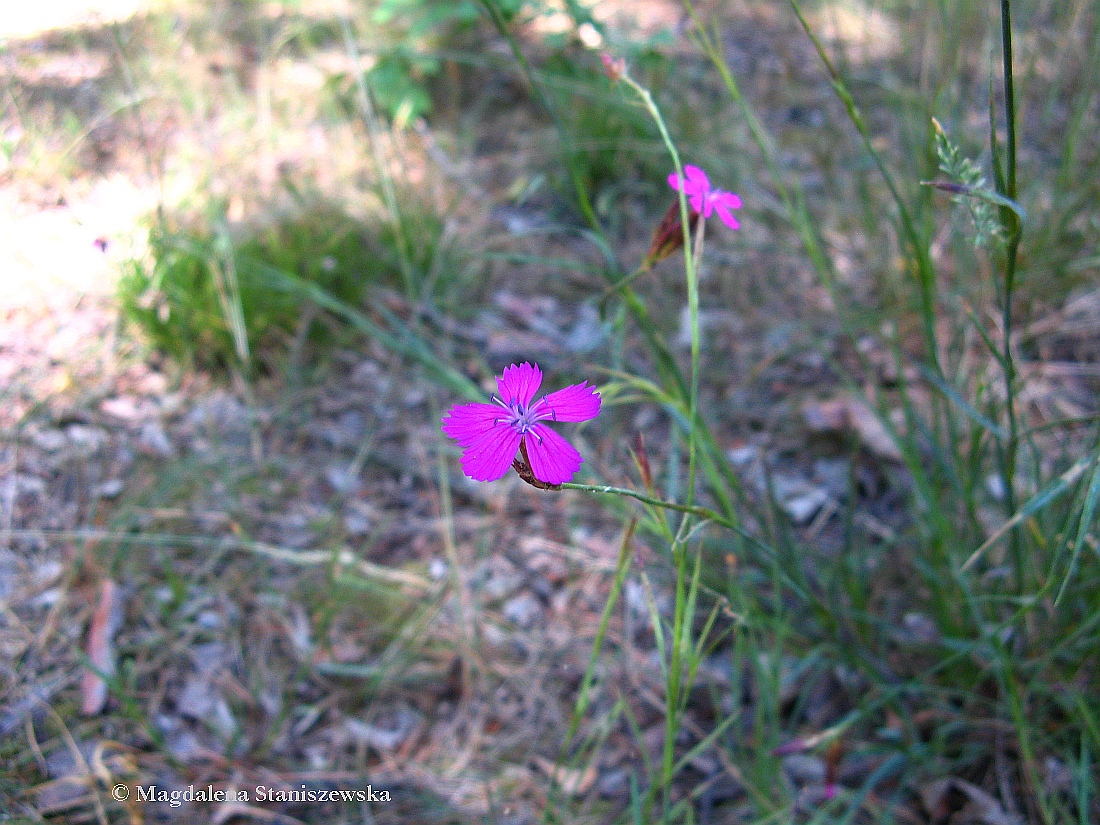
[360,0,528,122]
[118,200,395,373]
[363,48,439,122]
[372,0,485,35]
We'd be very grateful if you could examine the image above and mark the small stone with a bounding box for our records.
[176,676,217,720]
[65,424,105,453]
[10,474,46,498]
[319,411,365,448]
[503,593,542,629]
[727,444,758,467]
[94,478,124,499]
[325,465,361,494]
[100,395,147,421]
[138,421,174,457]
[195,610,223,631]
[428,558,448,580]
[813,457,851,499]
[901,612,940,644]
[782,489,829,524]
[344,708,421,751]
[474,558,524,601]
[31,428,68,452]
[598,768,629,798]
[563,303,606,353]
[782,753,826,786]
[186,391,249,437]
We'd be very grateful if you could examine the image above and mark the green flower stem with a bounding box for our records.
[618,71,702,510]
[599,262,653,304]
[617,68,706,817]
[560,483,735,531]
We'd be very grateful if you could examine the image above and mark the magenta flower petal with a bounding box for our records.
[684,164,709,189]
[715,190,742,210]
[460,426,523,481]
[497,361,542,407]
[525,423,584,485]
[539,381,601,422]
[667,163,741,230]
[441,401,524,481]
[441,402,505,445]
[669,165,709,215]
[713,200,741,230]
[441,362,601,485]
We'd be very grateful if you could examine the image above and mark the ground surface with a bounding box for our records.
[1,1,1097,824]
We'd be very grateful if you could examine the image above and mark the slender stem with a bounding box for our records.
[560,483,735,530]
[619,72,702,511]
[474,0,598,229]
[1001,1,1018,202]
[686,215,706,511]
[998,0,1022,587]
[788,0,941,377]
[339,17,416,297]
[599,262,652,304]
[615,68,709,816]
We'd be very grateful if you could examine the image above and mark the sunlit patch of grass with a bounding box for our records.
[116,192,459,375]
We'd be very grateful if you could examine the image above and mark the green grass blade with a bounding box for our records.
[1055,452,1100,605]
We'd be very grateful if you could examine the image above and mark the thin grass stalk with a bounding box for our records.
[564,521,636,747]
[1055,453,1100,605]
[561,482,733,530]
[210,221,251,373]
[655,537,705,819]
[785,0,971,512]
[996,0,1024,590]
[429,398,475,665]
[686,215,706,508]
[473,0,598,228]
[338,15,417,300]
[786,0,939,374]
[680,2,838,293]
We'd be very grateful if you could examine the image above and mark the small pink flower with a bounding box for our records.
[441,362,601,485]
[668,164,743,230]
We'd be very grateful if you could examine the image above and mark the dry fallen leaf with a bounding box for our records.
[531,755,598,797]
[802,395,903,461]
[920,777,1020,825]
[81,579,119,715]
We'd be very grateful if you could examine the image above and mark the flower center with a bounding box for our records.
[494,396,554,435]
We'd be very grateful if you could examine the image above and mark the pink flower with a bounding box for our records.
[668,164,743,230]
[441,362,601,485]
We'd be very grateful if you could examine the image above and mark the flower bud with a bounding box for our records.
[600,52,625,82]
[642,199,699,268]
